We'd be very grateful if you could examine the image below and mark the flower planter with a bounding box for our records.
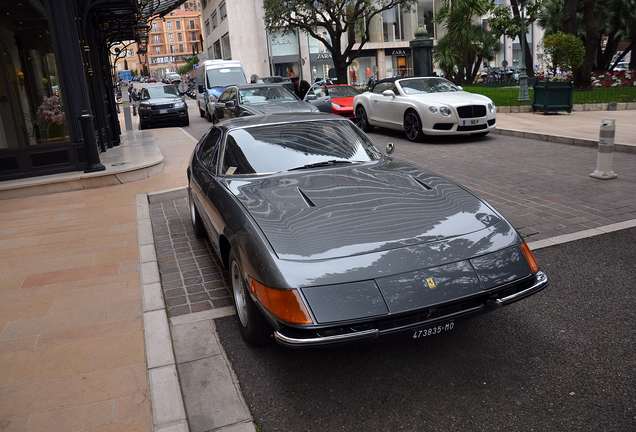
[532,80,574,114]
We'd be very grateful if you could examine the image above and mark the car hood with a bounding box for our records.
[409,91,492,106]
[331,96,355,107]
[248,101,316,114]
[225,160,504,261]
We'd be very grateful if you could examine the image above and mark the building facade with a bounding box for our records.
[0,0,187,182]
[198,0,543,86]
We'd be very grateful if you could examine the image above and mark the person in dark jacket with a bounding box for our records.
[290,75,310,99]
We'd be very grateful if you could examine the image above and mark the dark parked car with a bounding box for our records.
[138,84,189,129]
[187,113,548,348]
[211,83,318,123]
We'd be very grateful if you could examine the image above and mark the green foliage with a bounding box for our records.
[538,31,585,75]
[262,0,417,83]
[131,69,138,77]
[177,54,199,75]
[489,0,543,40]
[434,0,499,85]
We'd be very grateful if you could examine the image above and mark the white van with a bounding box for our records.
[196,60,247,121]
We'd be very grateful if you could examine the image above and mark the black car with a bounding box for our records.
[187,113,549,348]
[211,83,317,124]
[139,84,189,129]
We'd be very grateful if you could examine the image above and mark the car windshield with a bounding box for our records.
[206,67,247,88]
[399,78,461,94]
[221,120,383,176]
[142,85,179,100]
[239,86,298,104]
[327,86,362,98]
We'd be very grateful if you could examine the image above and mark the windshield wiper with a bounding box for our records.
[288,160,354,171]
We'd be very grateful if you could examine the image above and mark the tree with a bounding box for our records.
[434,0,499,85]
[124,59,128,70]
[537,31,585,75]
[263,0,417,84]
[489,0,543,77]
[177,54,199,75]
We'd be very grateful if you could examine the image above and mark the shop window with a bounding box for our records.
[0,1,68,151]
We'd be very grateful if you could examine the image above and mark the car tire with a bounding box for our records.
[404,110,425,142]
[139,121,147,130]
[355,105,374,132]
[182,116,190,127]
[189,187,206,239]
[205,107,213,122]
[199,105,205,117]
[229,249,274,347]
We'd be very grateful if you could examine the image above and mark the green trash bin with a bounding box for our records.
[532,80,574,114]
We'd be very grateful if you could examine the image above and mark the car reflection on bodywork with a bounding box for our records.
[187,113,548,348]
[139,84,189,129]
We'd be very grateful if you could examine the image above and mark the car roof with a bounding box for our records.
[233,83,287,90]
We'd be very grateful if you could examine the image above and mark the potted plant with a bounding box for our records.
[533,32,585,114]
[32,96,68,142]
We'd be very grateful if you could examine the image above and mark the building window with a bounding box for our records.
[221,32,231,59]
[152,22,158,32]
[382,6,405,42]
[155,46,161,55]
[191,31,196,41]
[190,20,195,29]
[220,2,227,20]
[168,33,174,42]
[192,42,199,53]
[214,39,222,59]
[205,20,210,36]
[178,33,183,41]
[167,22,172,30]
[176,21,181,30]
[170,45,175,53]
[179,44,184,53]
[212,12,218,29]
[154,34,160,44]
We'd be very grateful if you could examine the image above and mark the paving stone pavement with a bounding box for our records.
[149,198,233,318]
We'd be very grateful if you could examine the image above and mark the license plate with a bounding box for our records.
[463,118,484,126]
[412,322,455,339]
[159,109,168,114]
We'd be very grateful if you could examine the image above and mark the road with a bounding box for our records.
[216,228,636,432]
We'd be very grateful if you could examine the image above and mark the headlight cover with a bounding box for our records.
[439,106,452,116]
[488,102,495,113]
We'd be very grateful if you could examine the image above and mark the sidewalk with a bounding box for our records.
[1,107,635,432]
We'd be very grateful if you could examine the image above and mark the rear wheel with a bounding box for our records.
[355,105,374,132]
[229,249,273,347]
[188,188,206,238]
[404,110,425,142]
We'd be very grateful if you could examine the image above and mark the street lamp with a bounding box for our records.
[134,22,150,54]
[518,0,530,102]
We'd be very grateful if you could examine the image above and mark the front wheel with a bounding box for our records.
[404,110,425,142]
[355,105,374,132]
[229,250,273,347]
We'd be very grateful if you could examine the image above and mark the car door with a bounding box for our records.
[366,82,400,126]
[304,84,332,113]
[214,87,237,121]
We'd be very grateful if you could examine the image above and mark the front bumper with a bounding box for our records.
[140,105,188,125]
[274,270,548,348]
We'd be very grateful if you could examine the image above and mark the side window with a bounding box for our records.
[198,128,223,171]
[373,82,396,94]
[218,88,231,103]
[222,135,255,176]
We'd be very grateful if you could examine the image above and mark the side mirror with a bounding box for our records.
[457,86,463,91]
[386,142,395,155]
[198,84,204,93]
[382,90,396,98]
[305,94,317,101]
[226,100,235,108]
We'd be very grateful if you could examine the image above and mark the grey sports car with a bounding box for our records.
[187,113,548,348]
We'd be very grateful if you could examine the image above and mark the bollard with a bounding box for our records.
[590,118,617,180]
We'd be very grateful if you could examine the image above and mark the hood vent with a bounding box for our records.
[298,188,316,207]
[412,177,433,191]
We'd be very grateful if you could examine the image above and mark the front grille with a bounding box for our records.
[154,103,174,109]
[457,124,487,131]
[457,105,487,119]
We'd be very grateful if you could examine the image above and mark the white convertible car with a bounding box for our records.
[353,77,497,142]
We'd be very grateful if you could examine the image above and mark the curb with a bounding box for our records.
[137,192,189,432]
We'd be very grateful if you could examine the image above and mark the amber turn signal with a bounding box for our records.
[249,278,313,324]
[520,242,540,273]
